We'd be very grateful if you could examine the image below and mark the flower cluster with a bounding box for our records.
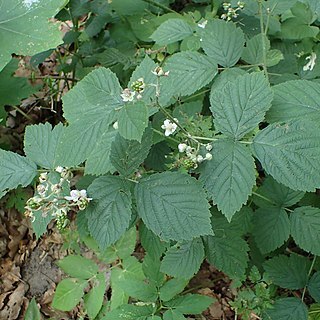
[161,119,178,136]
[221,2,245,21]
[24,167,92,230]
[178,142,213,169]
[121,78,146,102]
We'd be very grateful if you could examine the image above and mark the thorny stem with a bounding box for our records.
[12,105,33,122]
[301,256,317,301]
[258,0,269,79]
[141,0,176,13]
[152,128,180,143]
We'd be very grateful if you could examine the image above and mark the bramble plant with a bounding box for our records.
[2,0,320,319]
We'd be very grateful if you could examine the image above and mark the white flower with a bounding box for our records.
[65,189,90,202]
[161,119,178,136]
[197,155,204,163]
[206,144,213,151]
[205,153,213,161]
[178,143,187,152]
[121,88,135,102]
[39,172,48,183]
[152,67,170,77]
[113,121,119,130]
[55,166,64,174]
[197,20,208,29]
[303,52,317,71]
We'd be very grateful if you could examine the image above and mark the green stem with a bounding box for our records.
[252,191,293,212]
[258,0,269,79]
[141,0,176,13]
[12,106,33,122]
[302,256,317,301]
[153,128,180,144]
[181,89,210,103]
[191,136,218,142]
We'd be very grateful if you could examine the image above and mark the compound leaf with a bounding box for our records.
[151,19,193,45]
[290,206,320,255]
[160,238,204,279]
[210,72,273,139]
[135,172,213,242]
[0,149,37,192]
[57,68,123,167]
[308,272,320,302]
[103,304,155,320]
[252,207,290,254]
[85,176,132,249]
[200,19,245,67]
[200,139,256,221]
[0,0,65,71]
[264,254,309,290]
[252,120,320,191]
[24,123,64,169]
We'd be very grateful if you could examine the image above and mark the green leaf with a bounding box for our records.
[25,297,41,320]
[24,123,64,169]
[308,303,320,320]
[0,0,65,71]
[52,278,87,311]
[160,238,204,279]
[210,72,273,139]
[117,278,158,302]
[135,172,213,242]
[281,18,318,40]
[0,149,37,192]
[290,206,320,255]
[253,176,305,208]
[159,278,189,302]
[151,19,193,45]
[85,128,117,175]
[163,310,186,320]
[85,176,132,249]
[200,19,245,67]
[266,80,320,123]
[242,34,270,65]
[143,253,165,287]
[203,235,249,278]
[211,206,253,237]
[200,139,256,220]
[110,268,129,310]
[252,120,320,191]
[110,128,153,176]
[263,254,309,289]
[102,304,155,320]
[0,59,38,107]
[57,68,122,167]
[57,255,98,280]
[252,207,290,254]
[308,272,320,302]
[117,101,148,142]
[140,222,168,259]
[165,293,215,314]
[84,273,107,319]
[160,51,217,104]
[264,297,308,320]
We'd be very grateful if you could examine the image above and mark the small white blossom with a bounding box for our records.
[121,88,135,102]
[197,20,208,29]
[37,184,47,196]
[205,153,213,160]
[161,119,178,136]
[206,144,213,151]
[113,121,119,130]
[303,52,317,71]
[178,143,187,152]
[55,166,64,174]
[197,155,204,163]
[39,172,48,183]
[65,189,90,202]
[152,67,170,77]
